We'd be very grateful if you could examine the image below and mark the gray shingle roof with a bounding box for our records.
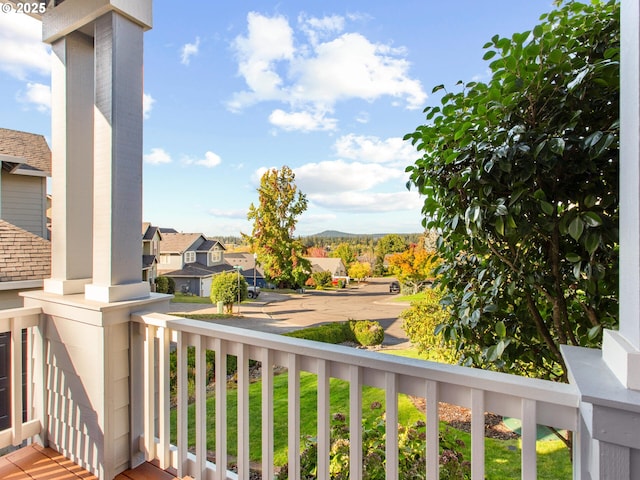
[0,128,51,175]
[0,220,51,282]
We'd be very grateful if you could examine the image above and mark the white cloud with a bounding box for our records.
[309,190,422,213]
[269,108,337,132]
[143,93,155,119]
[333,134,417,165]
[228,12,427,132]
[181,37,201,65]
[182,151,222,168]
[144,148,172,165]
[294,159,404,194]
[0,12,50,79]
[17,82,51,112]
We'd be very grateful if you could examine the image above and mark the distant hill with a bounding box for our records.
[306,230,419,240]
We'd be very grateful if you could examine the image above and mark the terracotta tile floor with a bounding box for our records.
[0,445,184,480]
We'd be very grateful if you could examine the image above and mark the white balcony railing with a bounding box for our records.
[132,312,580,480]
[0,307,44,451]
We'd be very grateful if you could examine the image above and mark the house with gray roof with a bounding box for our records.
[223,252,266,288]
[306,256,349,284]
[158,232,228,296]
[142,222,162,291]
[0,128,51,308]
[0,128,51,240]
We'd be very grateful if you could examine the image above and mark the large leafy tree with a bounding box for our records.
[246,166,311,289]
[373,234,407,275]
[405,0,619,381]
[387,242,440,294]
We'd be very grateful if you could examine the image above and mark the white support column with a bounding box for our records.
[84,11,149,303]
[606,0,640,391]
[43,31,94,295]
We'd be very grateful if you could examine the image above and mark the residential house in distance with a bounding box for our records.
[158,232,227,296]
[0,128,51,309]
[306,256,349,284]
[223,252,266,288]
[142,222,162,291]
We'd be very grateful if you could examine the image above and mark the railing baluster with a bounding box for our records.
[470,388,485,480]
[237,343,250,480]
[385,372,398,480]
[426,380,439,480]
[349,365,362,480]
[521,398,537,480]
[317,358,330,480]
[176,331,188,478]
[158,326,170,469]
[195,335,207,480]
[11,318,22,445]
[214,338,227,480]
[261,348,274,480]
[143,324,156,460]
[287,353,300,479]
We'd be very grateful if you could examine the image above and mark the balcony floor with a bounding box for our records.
[0,445,184,480]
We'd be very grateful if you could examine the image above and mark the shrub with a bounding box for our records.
[400,287,459,364]
[285,323,355,344]
[210,271,248,313]
[155,275,169,293]
[312,270,333,288]
[349,320,384,346]
[167,276,176,294]
[276,403,471,479]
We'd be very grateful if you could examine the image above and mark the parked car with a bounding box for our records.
[389,281,400,294]
[248,285,261,299]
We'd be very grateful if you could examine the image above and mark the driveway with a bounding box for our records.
[168,277,411,346]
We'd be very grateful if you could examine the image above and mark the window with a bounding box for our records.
[210,250,221,263]
[184,251,196,263]
[159,255,171,264]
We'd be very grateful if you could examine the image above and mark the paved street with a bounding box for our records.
[168,277,411,346]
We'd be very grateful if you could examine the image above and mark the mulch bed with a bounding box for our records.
[411,396,519,441]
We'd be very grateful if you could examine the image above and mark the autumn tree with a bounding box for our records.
[348,261,372,282]
[405,0,619,381]
[387,243,440,294]
[373,234,407,275]
[245,166,311,288]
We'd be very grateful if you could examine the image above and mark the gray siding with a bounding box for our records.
[1,173,47,238]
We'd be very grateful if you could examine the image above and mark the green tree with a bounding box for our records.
[405,0,619,381]
[245,166,311,288]
[210,271,248,314]
[373,234,407,275]
[330,242,356,269]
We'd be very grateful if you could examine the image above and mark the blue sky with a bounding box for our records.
[0,1,554,237]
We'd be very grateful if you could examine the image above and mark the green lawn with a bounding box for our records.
[169,365,572,478]
[171,293,213,304]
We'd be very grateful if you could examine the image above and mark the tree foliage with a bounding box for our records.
[405,1,619,381]
[373,234,407,275]
[245,166,311,288]
[387,242,440,294]
[349,261,372,281]
[330,242,357,269]
[210,271,248,313]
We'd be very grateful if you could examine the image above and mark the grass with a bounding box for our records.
[171,293,213,304]
[394,291,426,303]
[169,365,572,478]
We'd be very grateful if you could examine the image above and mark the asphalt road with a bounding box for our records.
[169,277,411,346]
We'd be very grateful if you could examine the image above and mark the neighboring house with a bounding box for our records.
[223,252,266,288]
[158,232,227,296]
[306,257,349,283]
[0,128,51,240]
[142,222,162,291]
[0,128,51,309]
[0,220,50,309]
